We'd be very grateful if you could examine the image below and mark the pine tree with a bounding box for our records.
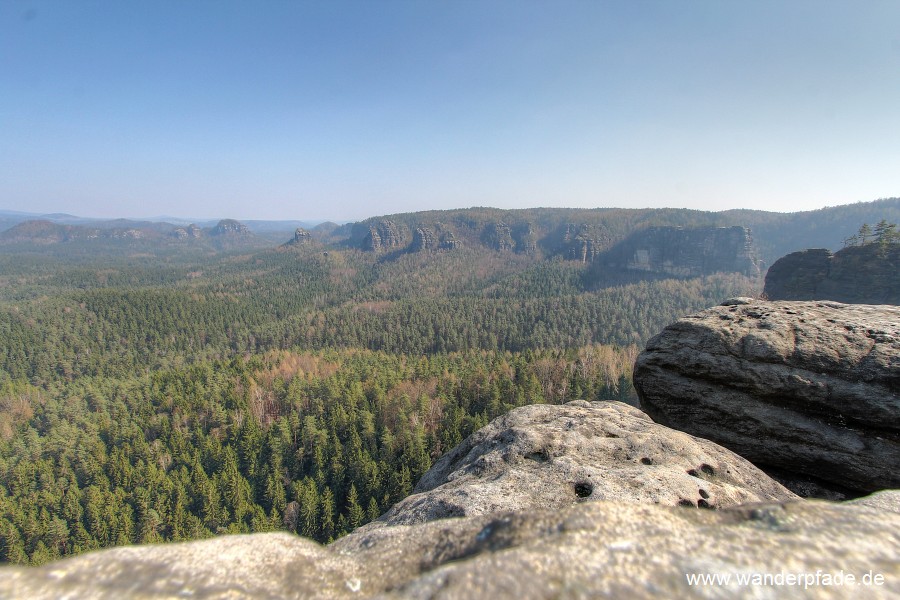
[345,484,364,531]
[366,496,380,523]
[319,487,335,542]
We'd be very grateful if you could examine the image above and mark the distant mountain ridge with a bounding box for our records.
[341,199,900,266]
[2,199,898,269]
[0,218,270,252]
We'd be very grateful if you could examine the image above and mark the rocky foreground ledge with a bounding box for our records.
[1,401,899,599]
[2,494,899,599]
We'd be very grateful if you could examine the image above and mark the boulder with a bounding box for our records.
[3,498,899,599]
[0,533,362,599]
[634,299,900,494]
[370,401,796,527]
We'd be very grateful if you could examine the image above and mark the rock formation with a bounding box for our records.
[371,401,795,527]
[764,244,900,304]
[209,219,251,237]
[513,223,538,255]
[483,221,516,251]
[634,298,900,494]
[563,223,607,263]
[363,220,404,252]
[410,226,438,252]
[603,226,761,278]
[172,224,203,239]
[3,494,898,598]
[283,227,313,247]
[439,231,460,250]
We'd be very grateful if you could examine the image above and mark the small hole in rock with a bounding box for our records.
[699,489,710,499]
[640,457,653,465]
[687,469,699,478]
[677,499,695,508]
[574,482,593,498]
[700,464,716,476]
[524,450,550,463]
[698,499,714,509]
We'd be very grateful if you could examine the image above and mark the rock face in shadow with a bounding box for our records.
[371,401,796,527]
[634,298,900,494]
[603,226,762,278]
[3,496,899,599]
[764,244,900,305]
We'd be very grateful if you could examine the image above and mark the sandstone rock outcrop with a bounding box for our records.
[410,226,438,251]
[3,496,898,599]
[363,220,404,252]
[172,223,203,239]
[371,401,796,527]
[283,227,313,247]
[209,219,251,237]
[634,299,900,494]
[563,222,607,263]
[764,244,900,305]
[483,221,515,251]
[603,226,761,278]
[513,223,538,255]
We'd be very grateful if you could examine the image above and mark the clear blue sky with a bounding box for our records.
[2,1,899,221]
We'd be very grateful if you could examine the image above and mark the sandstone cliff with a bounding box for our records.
[602,226,762,278]
[764,244,900,304]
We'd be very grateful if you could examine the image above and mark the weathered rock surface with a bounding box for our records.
[634,299,900,493]
[3,497,899,599]
[765,244,900,305]
[849,490,900,514]
[371,401,796,527]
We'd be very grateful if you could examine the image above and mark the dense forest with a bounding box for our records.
[1,201,893,564]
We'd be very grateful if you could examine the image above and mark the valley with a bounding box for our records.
[0,199,896,565]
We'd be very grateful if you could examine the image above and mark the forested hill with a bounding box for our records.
[2,198,899,266]
[342,198,900,266]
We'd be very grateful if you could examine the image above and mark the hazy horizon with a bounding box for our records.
[3,1,899,221]
[5,196,899,227]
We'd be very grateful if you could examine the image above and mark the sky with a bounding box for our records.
[2,1,899,222]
